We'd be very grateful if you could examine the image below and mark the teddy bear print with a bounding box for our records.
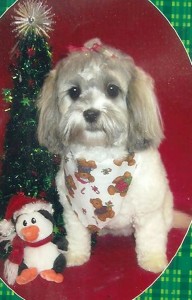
[64,174,77,197]
[108,171,132,197]
[90,198,115,222]
[113,153,135,167]
[75,159,97,184]
[87,224,100,234]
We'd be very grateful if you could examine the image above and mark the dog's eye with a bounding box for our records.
[68,86,81,100]
[106,84,120,98]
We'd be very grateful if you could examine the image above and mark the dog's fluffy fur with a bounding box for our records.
[37,39,187,273]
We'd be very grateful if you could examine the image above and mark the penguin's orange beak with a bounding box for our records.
[21,225,39,242]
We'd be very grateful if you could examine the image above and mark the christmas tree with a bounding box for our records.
[0,1,63,232]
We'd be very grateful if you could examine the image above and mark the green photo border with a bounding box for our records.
[0,1,191,299]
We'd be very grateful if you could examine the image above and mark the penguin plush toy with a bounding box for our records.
[0,193,66,285]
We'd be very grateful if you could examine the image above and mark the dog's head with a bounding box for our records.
[37,38,164,154]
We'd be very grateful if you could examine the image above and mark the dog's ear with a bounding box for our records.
[127,66,164,151]
[37,68,62,154]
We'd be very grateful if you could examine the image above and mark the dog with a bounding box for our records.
[37,38,191,273]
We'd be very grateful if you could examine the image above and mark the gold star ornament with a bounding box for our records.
[12,0,55,37]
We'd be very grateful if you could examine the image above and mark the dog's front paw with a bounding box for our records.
[65,251,90,267]
[138,252,168,273]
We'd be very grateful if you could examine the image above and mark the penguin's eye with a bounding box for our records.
[23,220,27,226]
[31,218,36,224]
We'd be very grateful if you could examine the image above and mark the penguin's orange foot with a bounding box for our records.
[16,268,38,285]
[40,269,64,283]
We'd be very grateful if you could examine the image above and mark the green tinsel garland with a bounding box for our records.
[0,31,63,237]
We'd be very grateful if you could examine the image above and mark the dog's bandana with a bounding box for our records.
[63,151,137,233]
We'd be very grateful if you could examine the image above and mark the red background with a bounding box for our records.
[0,0,191,299]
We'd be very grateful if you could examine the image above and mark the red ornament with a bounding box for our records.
[31,170,38,177]
[28,79,35,87]
[39,191,47,198]
[27,47,36,58]
[53,155,61,165]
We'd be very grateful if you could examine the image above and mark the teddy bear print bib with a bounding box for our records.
[63,151,138,233]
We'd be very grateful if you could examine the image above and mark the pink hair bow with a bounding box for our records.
[68,43,101,53]
[68,43,116,58]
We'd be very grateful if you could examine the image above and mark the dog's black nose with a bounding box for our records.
[83,109,100,123]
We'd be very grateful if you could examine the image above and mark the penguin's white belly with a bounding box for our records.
[24,242,59,272]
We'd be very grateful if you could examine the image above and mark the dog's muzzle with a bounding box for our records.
[83,109,100,123]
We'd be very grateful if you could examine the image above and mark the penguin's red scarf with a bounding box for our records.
[8,234,53,265]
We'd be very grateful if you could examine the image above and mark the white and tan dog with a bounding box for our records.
[37,38,191,273]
